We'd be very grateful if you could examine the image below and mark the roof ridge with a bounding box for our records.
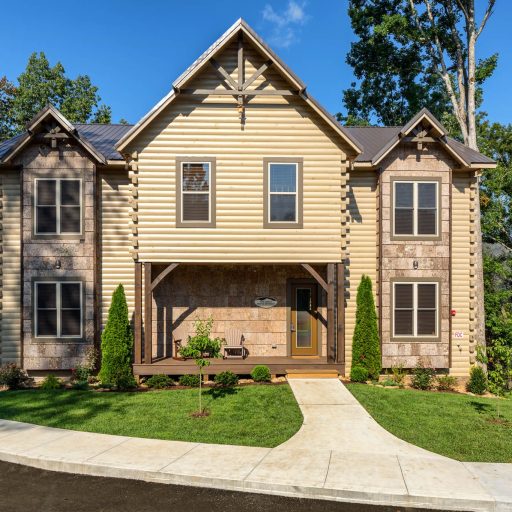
[74,123,134,127]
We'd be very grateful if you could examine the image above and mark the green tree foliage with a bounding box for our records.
[341,0,496,137]
[99,284,135,390]
[0,52,111,141]
[352,275,381,379]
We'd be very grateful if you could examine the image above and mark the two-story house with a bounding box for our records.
[0,19,495,378]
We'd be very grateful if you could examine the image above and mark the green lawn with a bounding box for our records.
[0,385,302,448]
[347,384,512,462]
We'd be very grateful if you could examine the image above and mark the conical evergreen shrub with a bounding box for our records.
[99,284,135,389]
[351,275,381,379]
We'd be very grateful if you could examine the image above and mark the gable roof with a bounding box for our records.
[345,109,495,168]
[0,111,132,164]
[114,18,362,155]
[0,105,111,164]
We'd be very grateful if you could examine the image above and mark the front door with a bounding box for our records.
[290,283,318,356]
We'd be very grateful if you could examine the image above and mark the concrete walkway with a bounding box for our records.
[0,379,510,511]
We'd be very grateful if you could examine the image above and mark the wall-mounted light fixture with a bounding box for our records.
[55,259,61,269]
[413,260,419,270]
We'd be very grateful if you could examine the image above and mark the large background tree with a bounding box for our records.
[342,0,498,364]
[0,52,111,141]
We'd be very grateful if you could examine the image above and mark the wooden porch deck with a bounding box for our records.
[133,356,345,376]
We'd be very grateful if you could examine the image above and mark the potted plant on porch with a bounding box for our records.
[179,317,223,416]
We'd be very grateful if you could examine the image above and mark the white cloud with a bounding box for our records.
[262,1,308,48]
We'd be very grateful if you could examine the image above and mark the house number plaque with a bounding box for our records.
[255,297,278,309]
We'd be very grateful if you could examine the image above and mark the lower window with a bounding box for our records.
[35,281,83,338]
[393,282,438,338]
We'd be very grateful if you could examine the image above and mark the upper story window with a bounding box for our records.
[264,158,303,229]
[393,180,439,238]
[34,281,83,338]
[35,179,82,235]
[176,157,216,228]
[393,281,438,339]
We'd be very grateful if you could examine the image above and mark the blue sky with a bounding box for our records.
[1,0,510,125]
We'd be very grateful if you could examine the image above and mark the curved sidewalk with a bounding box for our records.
[0,379,510,511]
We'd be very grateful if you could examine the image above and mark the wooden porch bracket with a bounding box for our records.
[151,263,179,291]
[144,262,152,364]
[301,264,328,292]
[327,264,335,362]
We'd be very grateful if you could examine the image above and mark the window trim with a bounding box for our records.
[34,280,84,340]
[390,177,441,241]
[175,157,216,228]
[33,178,84,238]
[263,157,303,229]
[391,278,441,342]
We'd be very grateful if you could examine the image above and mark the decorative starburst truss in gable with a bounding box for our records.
[176,33,301,125]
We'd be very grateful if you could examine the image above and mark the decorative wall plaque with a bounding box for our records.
[255,297,278,309]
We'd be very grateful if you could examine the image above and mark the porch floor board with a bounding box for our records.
[133,357,344,376]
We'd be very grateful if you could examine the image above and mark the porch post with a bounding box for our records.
[134,262,142,365]
[144,262,152,364]
[327,263,335,362]
[336,262,345,364]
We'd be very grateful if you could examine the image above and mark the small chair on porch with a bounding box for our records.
[223,328,245,359]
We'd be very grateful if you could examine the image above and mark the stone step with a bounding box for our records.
[286,369,339,379]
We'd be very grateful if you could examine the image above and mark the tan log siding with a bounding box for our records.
[0,171,21,364]
[345,171,378,370]
[100,171,135,328]
[450,173,473,376]
[128,40,348,263]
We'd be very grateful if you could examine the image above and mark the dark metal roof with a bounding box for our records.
[345,125,495,165]
[0,133,25,161]
[73,124,133,160]
[344,126,402,163]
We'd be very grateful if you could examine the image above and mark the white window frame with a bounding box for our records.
[34,178,83,235]
[393,180,438,237]
[34,281,83,339]
[180,161,211,224]
[267,162,298,224]
[393,281,438,338]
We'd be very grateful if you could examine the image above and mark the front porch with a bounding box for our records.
[133,355,345,376]
[133,262,345,376]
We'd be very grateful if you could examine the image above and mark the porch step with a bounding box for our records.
[286,369,340,379]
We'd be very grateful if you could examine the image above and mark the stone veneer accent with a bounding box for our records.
[379,144,453,369]
[15,143,96,370]
[151,264,327,359]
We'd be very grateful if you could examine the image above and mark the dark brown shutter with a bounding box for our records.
[36,180,57,233]
[394,283,414,335]
[417,284,437,335]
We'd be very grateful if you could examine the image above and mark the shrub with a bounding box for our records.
[411,361,436,390]
[146,374,173,389]
[0,363,33,390]
[251,365,271,382]
[467,366,487,395]
[72,365,91,383]
[40,374,62,390]
[391,363,406,388]
[381,378,398,387]
[351,275,381,379]
[436,375,458,392]
[72,381,89,391]
[179,374,200,387]
[350,365,369,383]
[214,371,239,388]
[99,284,136,390]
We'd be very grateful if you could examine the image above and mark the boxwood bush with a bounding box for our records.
[40,374,62,390]
[350,365,369,383]
[146,374,174,389]
[467,366,487,395]
[214,371,239,388]
[251,365,271,382]
[179,374,200,387]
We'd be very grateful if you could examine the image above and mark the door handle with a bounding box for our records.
[290,324,296,332]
